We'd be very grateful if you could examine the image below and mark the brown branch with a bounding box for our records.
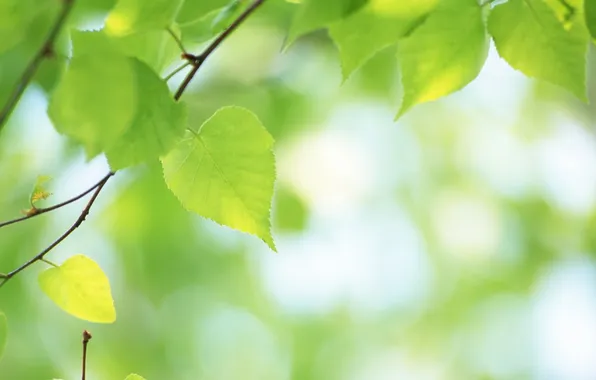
[174,0,266,101]
[0,0,75,132]
[0,172,114,229]
[0,172,114,287]
[82,330,92,380]
[0,0,265,287]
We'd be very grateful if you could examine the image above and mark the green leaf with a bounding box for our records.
[585,0,596,39]
[0,0,36,53]
[329,0,437,80]
[397,0,489,117]
[162,106,277,251]
[72,26,180,74]
[105,59,187,170]
[106,0,185,36]
[48,52,136,157]
[50,33,186,165]
[0,312,6,361]
[38,254,116,323]
[286,0,368,47]
[176,0,230,24]
[124,374,146,380]
[489,0,588,101]
[211,0,244,34]
[30,175,52,207]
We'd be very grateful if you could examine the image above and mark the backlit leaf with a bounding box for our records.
[124,375,146,380]
[489,0,588,100]
[329,0,438,79]
[72,27,180,74]
[397,0,488,117]
[286,0,368,47]
[106,0,185,36]
[162,106,277,250]
[38,255,116,323]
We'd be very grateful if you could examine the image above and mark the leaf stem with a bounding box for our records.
[0,172,114,230]
[174,0,266,101]
[164,61,191,82]
[0,0,75,132]
[166,27,188,54]
[0,172,114,288]
[40,258,58,267]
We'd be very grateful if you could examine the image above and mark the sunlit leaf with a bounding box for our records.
[30,175,52,206]
[176,0,229,24]
[38,255,116,323]
[0,312,6,361]
[396,0,488,117]
[489,0,588,100]
[106,0,185,36]
[162,106,277,250]
[286,0,368,47]
[105,59,187,170]
[124,374,146,380]
[72,26,180,74]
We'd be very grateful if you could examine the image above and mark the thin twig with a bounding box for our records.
[0,172,114,230]
[0,172,114,287]
[0,0,75,132]
[82,330,92,380]
[174,0,266,101]
[164,61,191,82]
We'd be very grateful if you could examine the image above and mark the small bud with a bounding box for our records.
[82,330,92,343]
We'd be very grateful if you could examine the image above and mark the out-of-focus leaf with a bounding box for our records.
[273,186,308,232]
[286,0,368,47]
[48,52,136,157]
[585,0,596,38]
[105,0,184,36]
[162,106,277,251]
[38,254,116,323]
[329,0,438,79]
[124,374,146,380]
[0,312,6,361]
[489,0,587,101]
[211,0,244,34]
[0,0,38,54]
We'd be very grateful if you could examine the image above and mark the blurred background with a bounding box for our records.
[2,0,596,379]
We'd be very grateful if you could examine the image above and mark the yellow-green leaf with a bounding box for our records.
[106,0,185,36]
[489,0,588,100]
[38,255,116,323]
[286,0,368,47]
[124,374,146,380]
[0,312,6,361]
[397,0,488,117]
[329,0,437,80]
[161,106,277,251]
[30,175,52,206]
